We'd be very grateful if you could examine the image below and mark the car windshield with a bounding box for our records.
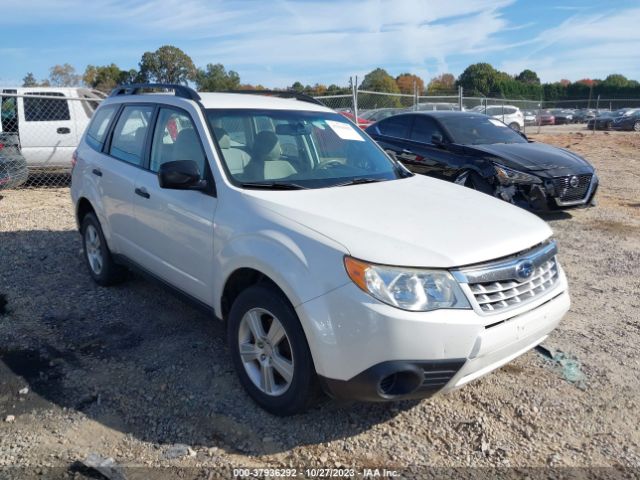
[438,115,527,145]
[206,109,408,189]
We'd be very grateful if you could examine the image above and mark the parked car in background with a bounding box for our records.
[573,109,596,123]
[0,87,105,171]
[587,111,616,130]
[549,109,575,125]
[479,105,524,131]
[360,107,407,123]
[415,102,460,111]
[71,84,570,415]
[0,132,28,189]
[365,111,598,211]
[611,110,640,131]
[338,110,372,129]
[536,110,555,126]
[523,110,538,126]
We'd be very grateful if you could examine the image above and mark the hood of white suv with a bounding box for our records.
[244,175,552,268]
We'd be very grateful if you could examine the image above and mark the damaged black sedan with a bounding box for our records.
[365,111,598,211]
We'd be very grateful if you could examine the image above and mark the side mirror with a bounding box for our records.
[431,133,444,145]
[158,160,206,190]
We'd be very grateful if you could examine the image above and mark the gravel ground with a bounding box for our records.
[0,131,639,478]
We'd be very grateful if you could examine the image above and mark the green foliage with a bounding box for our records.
[195,63,240,91]
[49,64,81,87]
[359,68,401,107]
[515,69,540,85]
[83,64,135,92]
[138,45,196,85]
[22,73,39,87]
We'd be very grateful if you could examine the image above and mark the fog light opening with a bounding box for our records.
[377,371,422,397]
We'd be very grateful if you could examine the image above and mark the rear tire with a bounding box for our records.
[228,284,318,416]
[509,122,520,131]
[81,213,127,286]
[634,121,640,132]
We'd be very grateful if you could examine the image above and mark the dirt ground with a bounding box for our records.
[0,131,639,478]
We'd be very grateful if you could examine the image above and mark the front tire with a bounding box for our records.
[509,122,520,131]
[634,121,640,132]
[228,284,317,415]
[81,213,126,286]
[454,170,494,196]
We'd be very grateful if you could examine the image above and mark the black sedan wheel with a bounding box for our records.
[454,170,494,196]
[634,121,640,132]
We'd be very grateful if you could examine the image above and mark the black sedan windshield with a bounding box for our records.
[206,109,408,189]
[439,116,527,145]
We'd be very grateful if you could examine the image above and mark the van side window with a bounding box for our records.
[24,92,70,122]
[109,105,154,166]
[85,105,118,152]
[150,108,206,175]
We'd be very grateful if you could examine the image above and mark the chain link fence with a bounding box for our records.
[1,90,104,189]
[2,87,640,192]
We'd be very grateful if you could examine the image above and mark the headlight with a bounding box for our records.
[494,164,542,185]
[344,257,470,312]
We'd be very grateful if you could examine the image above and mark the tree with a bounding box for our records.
[456,63,500,96]
[195,63,240,91]
[22,73,38,87]
[427,73,456,94]
[289,81,304,93]
[395,73,424,95]
[516,69,540,85]
[360,68,400,93]
[602,74,629,88]
[559,79,571,87]
[49,63,80,87]
[83,64,132,92]
[138,45,196,85]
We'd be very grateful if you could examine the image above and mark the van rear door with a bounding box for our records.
[17,90,76,169]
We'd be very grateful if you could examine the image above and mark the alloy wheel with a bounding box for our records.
[84,224,103,275]
[238,308,294,396]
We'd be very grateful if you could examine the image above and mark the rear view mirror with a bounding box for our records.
[275,123,312,136]
[431,133,444,145]
[158,160,206,190]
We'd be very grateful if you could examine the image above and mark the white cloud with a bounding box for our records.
[499,7,640,81]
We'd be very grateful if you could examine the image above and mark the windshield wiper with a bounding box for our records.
[240,181,308,190]
[334,177,384,187]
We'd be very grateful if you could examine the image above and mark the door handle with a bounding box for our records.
[135,187,150,199]
[57,127,71,134]
[92,168,102,177]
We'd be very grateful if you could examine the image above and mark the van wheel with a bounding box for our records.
[228,284,317,416]
[81,213,126,286]
[509,122,520,131]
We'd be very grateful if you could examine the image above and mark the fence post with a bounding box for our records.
[458,86,463,111]
[353,75,359,126]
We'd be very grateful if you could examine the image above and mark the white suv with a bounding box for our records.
[482,105,525,131]
[71,84,570,415]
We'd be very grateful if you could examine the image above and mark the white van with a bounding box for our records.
[0,87,104,170]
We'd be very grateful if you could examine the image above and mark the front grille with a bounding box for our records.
[453,240,562,316]
[553,174,592,203]
[469,258,559,313]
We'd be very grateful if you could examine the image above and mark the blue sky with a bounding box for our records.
[1,0,639,88]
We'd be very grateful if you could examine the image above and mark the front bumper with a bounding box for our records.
[296,269,569,402]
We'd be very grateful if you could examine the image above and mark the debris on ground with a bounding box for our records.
[535,345,587,389]
[18,387,29,395]
[75,453,128,480]
[4,415,15,423]
[164,444,196,460]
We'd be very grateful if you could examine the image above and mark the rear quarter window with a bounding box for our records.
[24,92,70,122]
[85,105,118,151]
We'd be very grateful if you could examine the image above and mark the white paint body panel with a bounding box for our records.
[71,91,569,387]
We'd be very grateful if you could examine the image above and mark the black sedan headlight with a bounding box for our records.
[493,164,542,185]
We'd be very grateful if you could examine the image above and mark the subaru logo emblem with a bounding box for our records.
[515,260,534,280]
[569,176,580,188]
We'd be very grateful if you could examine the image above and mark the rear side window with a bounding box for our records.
[375,115,412,138]
[109,105,154,166]
[24,92,70,122]
[85,105,117,151]
[410,116,443,143]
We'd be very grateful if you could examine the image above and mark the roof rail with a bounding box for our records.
[109,83,201,101]
[226,90,325,107]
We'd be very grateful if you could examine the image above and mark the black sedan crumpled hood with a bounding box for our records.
[467,142,594,177]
